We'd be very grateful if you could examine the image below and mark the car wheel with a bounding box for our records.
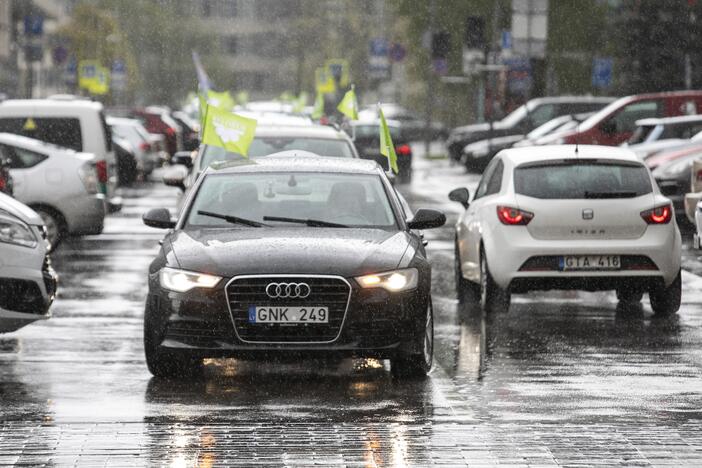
[144,313,202,379]
[33,206,65,249]
[649,270,681,316]
[616,288,644,303]
[392,300,433,379]
[480,249,510,314]
[455,241,478,304]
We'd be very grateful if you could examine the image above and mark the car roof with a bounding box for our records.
[205,154,381,175]
[254,124,349,139]
[526,96,616,105]
[352,118,402,128]
[636,114,702,126]
[498,145,641,166]
[0,132,67,152]
[0,98,104,111]
[106,116,143,126]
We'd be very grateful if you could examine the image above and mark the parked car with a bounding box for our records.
[107,117,161,176]
[359,103,446,141]
[652,148,702,218]
[446,96,615,162]
[449,145,681,316]
[0,153,12,195]
[165,124,359,194]
[0,192,57,333]
[141,156,445,378]
[112,134,138,186]
[171,111,200,151]
[351,118,413,183]
[626,115,702,160]
[0,96,121,213]
[464,112,593,171]
[0,133,105,247]
[133,106,183,157]
[539,91,702,146]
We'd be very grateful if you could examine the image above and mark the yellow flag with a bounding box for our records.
[202,105,258,156]
[337,87,358,120]
[315,67,335,94]
[379,106,398,174]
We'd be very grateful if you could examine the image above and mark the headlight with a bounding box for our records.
[159,267,222,293]
[355,268,419,292]
[0,212,38,248]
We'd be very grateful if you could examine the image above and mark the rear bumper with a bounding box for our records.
[63,194,107,235]
[483,224,681,290]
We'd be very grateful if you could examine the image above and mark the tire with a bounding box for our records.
[144,312,202,379]
[616,288,644,303]
[455,241,478,304]
[32,206,65,249]
[392,300,433,379]
[480,249,510,314]
[649,270,681,317]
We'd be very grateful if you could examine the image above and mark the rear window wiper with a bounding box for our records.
[584,191,638,199]
[197,210,268,227]
[262,216,349,228]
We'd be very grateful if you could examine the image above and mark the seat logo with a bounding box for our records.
[582,209,594,220]
[265,282,311,299]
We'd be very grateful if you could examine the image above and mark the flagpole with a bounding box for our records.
[200,101,210,143]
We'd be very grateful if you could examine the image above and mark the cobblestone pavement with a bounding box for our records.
[1,157,701,466]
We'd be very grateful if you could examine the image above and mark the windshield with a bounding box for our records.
[200,138,354,168]
[185,172,397,229]
[499,104,529,127]
[514,161,653,199]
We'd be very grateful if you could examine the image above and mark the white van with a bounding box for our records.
[0,96,121,212]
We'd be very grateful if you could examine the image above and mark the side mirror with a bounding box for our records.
[448,187,470,209]
[407,208,446,230]
[143,208,176,229]
[600,120,617,135]
[162,165,188,192]
[172,151,194,169]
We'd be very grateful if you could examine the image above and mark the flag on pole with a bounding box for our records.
[337,86,358,120]
[311,92,324,120]
[315,67,335,94]
[202,105,257,156]
[207,90,235,110]
[379,105,398,174]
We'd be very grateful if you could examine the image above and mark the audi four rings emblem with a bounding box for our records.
[265,282,312,299]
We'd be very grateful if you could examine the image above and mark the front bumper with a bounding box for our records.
[0,255,56,333]
[481,223,681,290]
[146,276,428,359]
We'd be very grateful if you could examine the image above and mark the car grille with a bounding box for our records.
[226,276,351,343]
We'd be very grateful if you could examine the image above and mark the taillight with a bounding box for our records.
[696,169,702,182]
[396,144,412,156]
[96,160,108,183]
[641,204,672,224]
[165,127,175,137]
[78,162,98,194]
[139,141,151,152]
[497,205,534,225]
[0,172,6,192]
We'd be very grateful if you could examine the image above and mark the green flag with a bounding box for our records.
[207,90,235,110]
[337,87,358,120]
[379,106,398,174]
[311,92,324,120]
[202,105,258,156]
[293,91,308,113]
[198,92,207,124]
[236,91,249,106]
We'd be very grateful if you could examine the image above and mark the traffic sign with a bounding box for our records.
[369,38,390,80]
[592,57,613,89]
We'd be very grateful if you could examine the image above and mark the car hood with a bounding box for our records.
[167,228,413,278]
[0,192,43,226]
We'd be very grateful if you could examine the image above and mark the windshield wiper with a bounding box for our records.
[584,191,637,199]
[197,210,268,227]
[262,216,349,228]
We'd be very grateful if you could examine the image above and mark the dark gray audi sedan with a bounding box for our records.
[142,156,445,379]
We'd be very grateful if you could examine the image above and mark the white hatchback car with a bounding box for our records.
[450,145,682,316]
[0,133,105,247]
[0,192,57,333]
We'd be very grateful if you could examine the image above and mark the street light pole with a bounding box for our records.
[424,0,436,160]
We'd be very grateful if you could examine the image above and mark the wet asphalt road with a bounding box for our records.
[2,156,702,466]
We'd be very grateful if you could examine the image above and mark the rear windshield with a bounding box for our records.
[0,117,83,151]
[514,160,652,199]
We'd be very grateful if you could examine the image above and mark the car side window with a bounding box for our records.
[607,101,662,134]
[485,159,504,196]
[474,158,499,200]
[1,144,47,169]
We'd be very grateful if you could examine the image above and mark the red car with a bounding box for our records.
[132,107,182,156]
[541,91,702,146]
